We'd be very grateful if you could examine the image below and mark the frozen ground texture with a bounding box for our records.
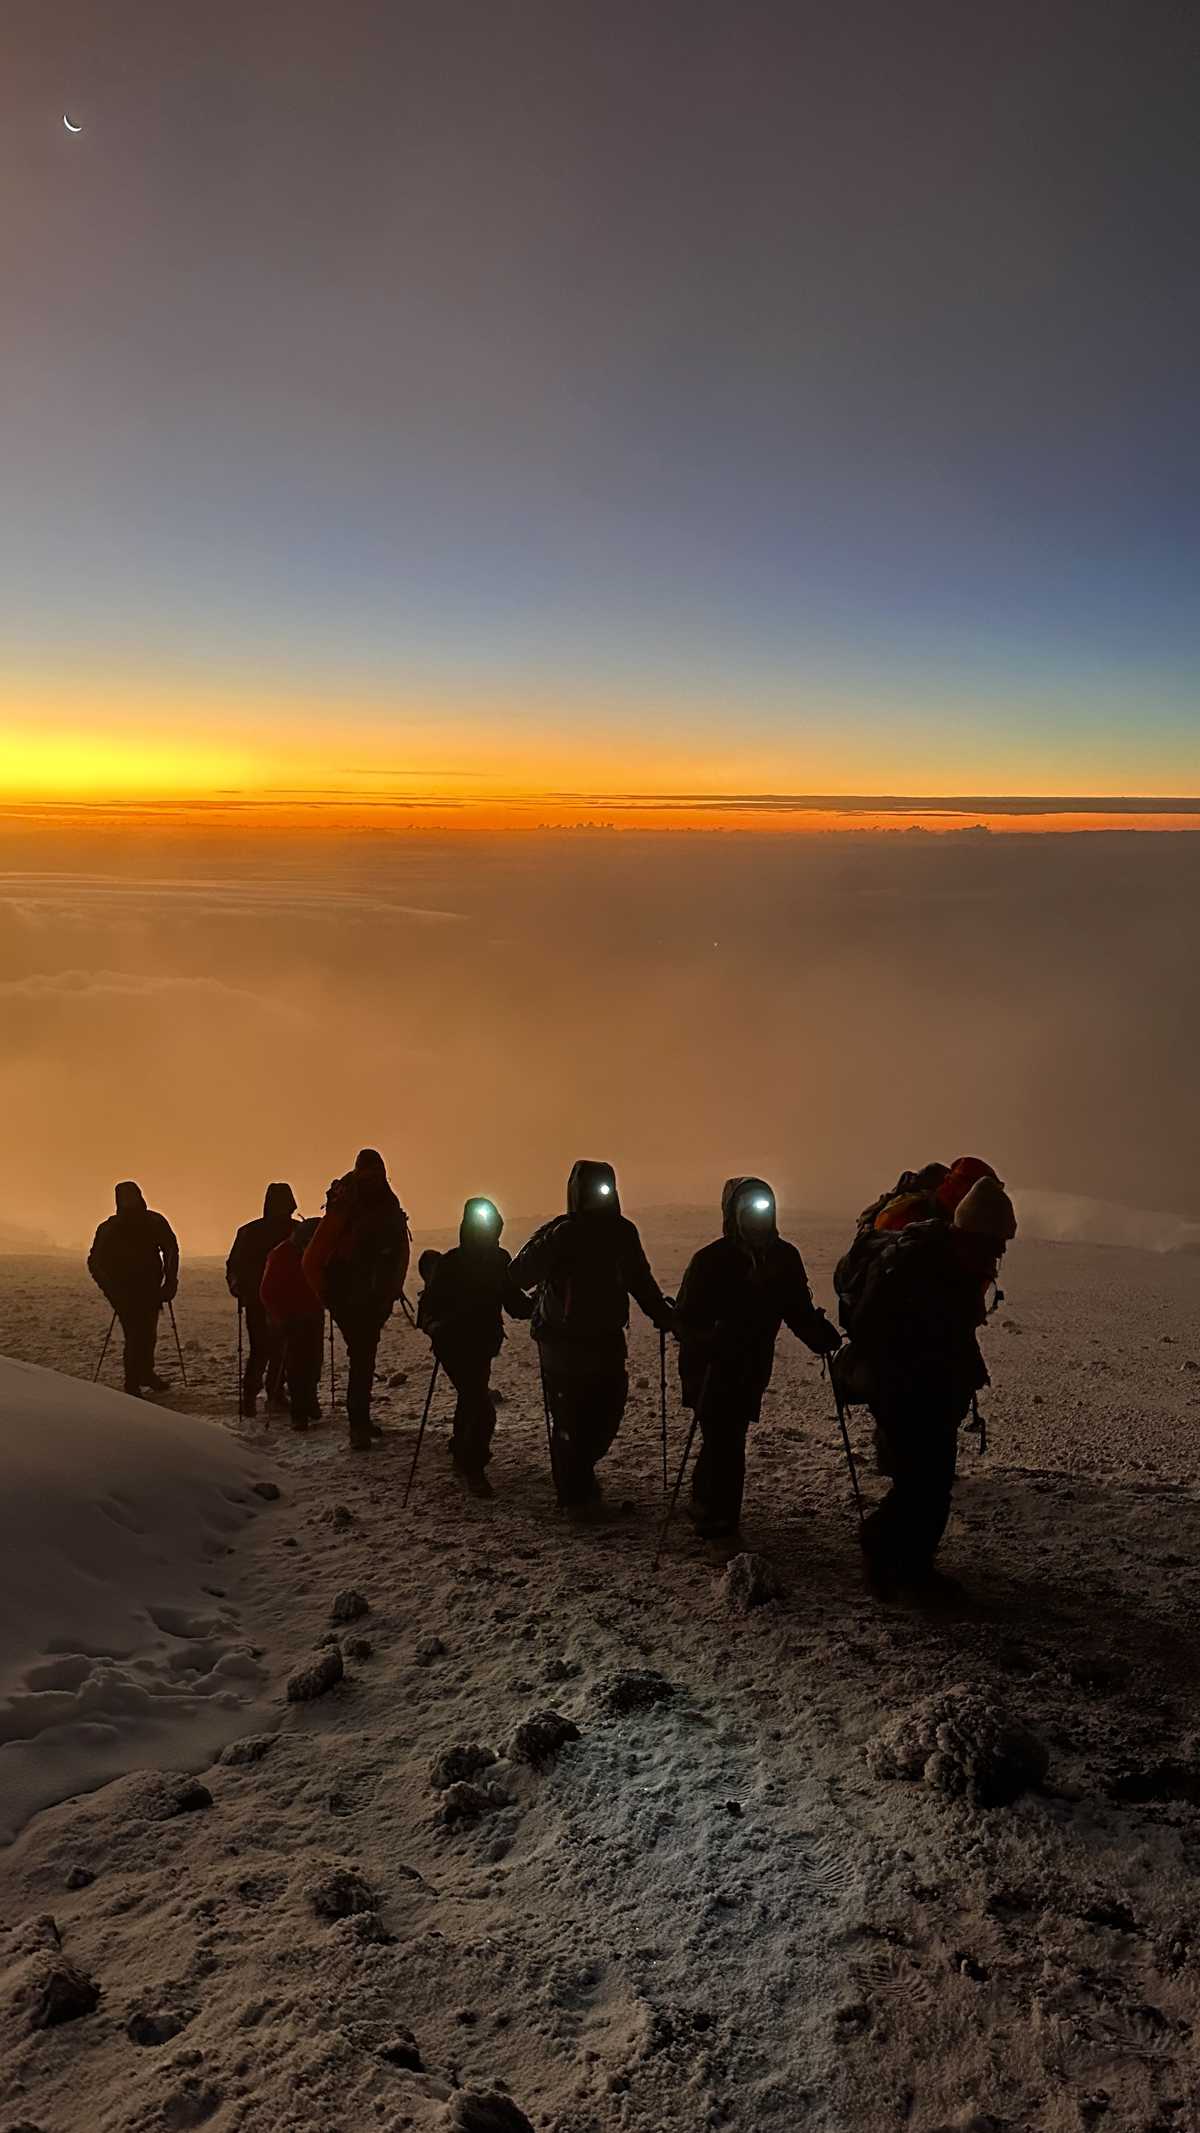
[0,1215,1198,2132]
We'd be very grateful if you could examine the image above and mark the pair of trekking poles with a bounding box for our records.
[93,1300,188,1387]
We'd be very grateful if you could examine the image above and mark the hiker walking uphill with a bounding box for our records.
[833,1165,1017,1597]
[87,1182,180,1396]
[510,1160,674,1511]
[260,1216,324,1428]
[303,1149,410,1450]
[675,1178,842,1540]
[225,1182,297,1417]
[416,1198,533,1498]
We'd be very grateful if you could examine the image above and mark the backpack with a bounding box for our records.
[834,1219,953,1352]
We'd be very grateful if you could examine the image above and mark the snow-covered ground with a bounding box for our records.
[0,1216,1198,2132]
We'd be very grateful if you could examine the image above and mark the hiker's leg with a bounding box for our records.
[121,1301,157,1392]
[691,1391,749,1535]
[449,1350,495,1474]
[572,1370,628,1498]
[242,1299,272,1406]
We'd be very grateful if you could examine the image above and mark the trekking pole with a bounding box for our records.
[653,1409,701,1570]
[538,1354,562,1510]
[971,1391,988,1456]
[824,1356,864,1524]
[328,1314,337,1412]
[236,1302,244,1419]
[658,1327,669,1494]
[402,1358,440,1509]
[167,1301,189,1387]
[399,1292,417,1327]
[93,1310,117,1383]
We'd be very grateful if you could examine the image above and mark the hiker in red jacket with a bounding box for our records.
[261,1216,324,1428]
[303,1150,410,1450]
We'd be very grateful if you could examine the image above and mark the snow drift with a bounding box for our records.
[0,1356,275,1839]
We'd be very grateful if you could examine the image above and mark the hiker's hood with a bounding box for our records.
[721,1176,778,1243]
[567,1160,620,1216]
[263,1181,297,1222]
[460,1197,504,1248]
[114,1180,147,1216]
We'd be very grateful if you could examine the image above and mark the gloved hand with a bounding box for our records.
[161,1282,178,1305]
[810,1312,842,1358]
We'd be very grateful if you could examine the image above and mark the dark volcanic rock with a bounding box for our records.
[24,1958,101,2030]
[344,1636,373,1662]
[64,1866,94,1890]
[866,1684,1048,1806]
[287,1647,344,1702]
[379,2029,423,2069]
[330,1588,370,1624]
[438,1782,509,1827]
[251,1481,281,1501]
[220,1733,277,1767]
[722,1552,783,1613]
[446,2091,535,2133]
[306,1865,378,1921]
[508,1710,581,1768]
[430,1743,496,1792]
[172,1781,213,1814]
[597,1669,676,1716]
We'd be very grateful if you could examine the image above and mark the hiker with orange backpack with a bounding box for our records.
[303,1150,410,1450]
[833,1165,1016,1598]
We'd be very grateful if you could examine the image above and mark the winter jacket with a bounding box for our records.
[418,1204,533,1359]
[676,1179,838,1413]
[88,1201,179,1309]
[260,1236,323,1323]
[226,1183,298,1302]
[509,1160,671,1374]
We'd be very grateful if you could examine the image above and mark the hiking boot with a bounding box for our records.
[290,1416,310,1432]
[903,1568,968,1612]
[145,1374,171,1393]
[349,1430,372,1453]
[464,1470,495,1500]
[239,1400,258,1419]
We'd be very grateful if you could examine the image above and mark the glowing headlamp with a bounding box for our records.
[598,1182,612,1196]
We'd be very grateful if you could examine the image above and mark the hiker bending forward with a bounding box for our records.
[676,1177,841,1539]
[834,1173,1016,1593]
[510,1160,673,1510]
[417,1199,533,1497]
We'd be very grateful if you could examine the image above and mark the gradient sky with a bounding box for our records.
[4,0,1200,809]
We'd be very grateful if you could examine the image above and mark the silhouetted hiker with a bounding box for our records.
[416,1198,533,1497]
[225,1182,297,1417]
[675,1178,842,1539]
[833,1168,1016,1599]
[260,1215,324,1428]
[510,1160,674,1511]
[303,1149,410,1450]
[87,1182,180,1396]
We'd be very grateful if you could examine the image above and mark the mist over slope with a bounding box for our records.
[1,825,1198,1250]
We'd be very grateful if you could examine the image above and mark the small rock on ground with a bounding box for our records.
[439,1782,509,1827]
[866,1684,1048,1806]
[251,1481,281,1501]
[306,1865,378,1921]
[330,1588,370,1624]
[722,1552,783,1612]
[430,1743,496,1791]
[446,2091,535,2133]
[508,1710,581,1768]
[219,1734,277,1767]
[597,1669,675,1716]
[287,1647,344,1702]
[23,1959,101,2030]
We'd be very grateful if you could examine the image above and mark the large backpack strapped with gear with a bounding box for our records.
[833,1219,952,1352]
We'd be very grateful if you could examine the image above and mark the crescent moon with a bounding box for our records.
[63,113,83,134]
